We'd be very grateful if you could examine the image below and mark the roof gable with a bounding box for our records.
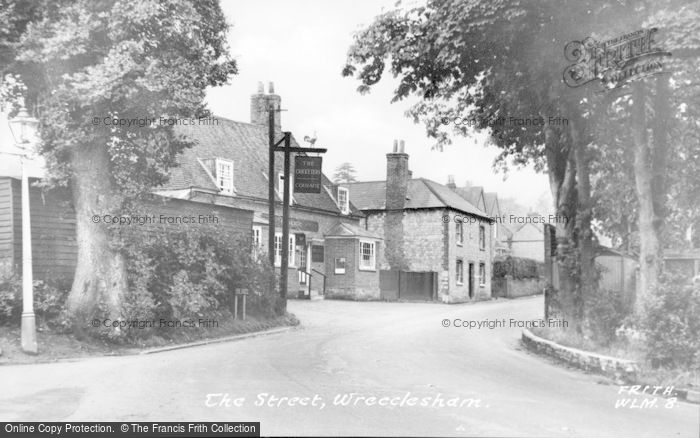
[483,192,500,216]
[513,222,544,236]
[454,186,486,213]
[324,221,382,239]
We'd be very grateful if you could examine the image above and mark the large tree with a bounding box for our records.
[1,0,237,324]
[589,0,700,312]
[342,0,632,328]
[343,0,699,326]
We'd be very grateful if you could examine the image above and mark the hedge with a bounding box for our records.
[493,256,541,279]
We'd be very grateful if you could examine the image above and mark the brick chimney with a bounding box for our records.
[384,139,410,270]
[446,175,456,189]
[250,81,281,132]
[386,139,409,211]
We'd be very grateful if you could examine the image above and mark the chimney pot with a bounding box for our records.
[393,139,398,153]
[399,139,405,153]
[268,81,275,94]
[257,81,264,94]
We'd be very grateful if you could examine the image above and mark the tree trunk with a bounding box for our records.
[544,122,580,330]
[572,118,594,328]
[632,81,660,315]
[67,143,128,327]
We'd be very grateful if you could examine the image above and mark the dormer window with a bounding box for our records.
[338,187,349,214]
[216,159,234,194]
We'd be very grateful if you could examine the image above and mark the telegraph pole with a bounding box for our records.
[267,98,327,312]
[274,137,327,311]
[280,132,291,309]
[267,106,276,269]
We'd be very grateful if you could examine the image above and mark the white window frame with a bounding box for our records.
[334,257,346,275]
[479,263,486,287]
[456,259,464,285]
[288,234,296,267]
[338,187,350,214]
[479,225,486,250]
[252,226,262,255]
[278,172,293,205]
[359,239,376,271]
[456,219,463,246]
[215,158,234,195]
[274,232,295,267]
[274,234,282,267]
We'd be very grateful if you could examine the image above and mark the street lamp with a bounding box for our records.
[8,104,39,354]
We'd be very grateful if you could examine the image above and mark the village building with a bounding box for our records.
[0,83,384,300]
[509,221,545,262]
[449,180,512,258]
[345,141,494,302]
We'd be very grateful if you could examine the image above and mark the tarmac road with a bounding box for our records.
[1,296,698,437]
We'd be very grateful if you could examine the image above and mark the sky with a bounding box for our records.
[207,0,552,209]
[0,0,552,210]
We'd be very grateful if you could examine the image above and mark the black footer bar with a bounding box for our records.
[1,422,260,438]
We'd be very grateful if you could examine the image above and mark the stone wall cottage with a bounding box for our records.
[345,141,494,303]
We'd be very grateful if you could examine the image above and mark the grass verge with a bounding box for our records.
[0,312,298,365]
[531,326,699,390]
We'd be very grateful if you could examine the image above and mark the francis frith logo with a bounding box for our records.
[563,28,672,91]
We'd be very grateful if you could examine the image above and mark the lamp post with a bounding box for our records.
[8,105,39,354]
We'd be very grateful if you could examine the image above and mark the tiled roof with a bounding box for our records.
[344,180,387,210]
[483,192,499,216]
[513,221,544,234]
[323,221,382,239]
[345,178,490,220]
[161,117,360,216]
[453,186,485,212]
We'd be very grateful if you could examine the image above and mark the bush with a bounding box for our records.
[33,277,72,332]
[0,275,71,331]
[118,221,278,341]
[231,251,279,318]
[493,256,541,279]
[0,275,20,325]
[642,276,700,370]
[585,287,628,346]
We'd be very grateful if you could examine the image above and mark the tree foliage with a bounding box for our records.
[333,162,358,183]
[0,0,238,321]
[2,0,237,194]
[342,0,700,329]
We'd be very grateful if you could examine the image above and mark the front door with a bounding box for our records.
[298,243,309,287]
